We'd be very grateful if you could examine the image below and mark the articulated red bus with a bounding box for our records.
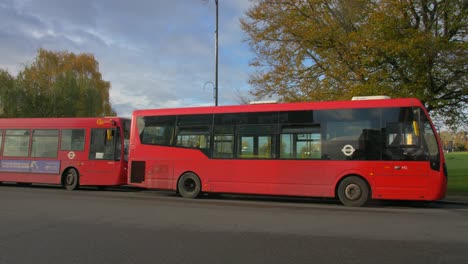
[0,117,130,190]
[128,97,447,206]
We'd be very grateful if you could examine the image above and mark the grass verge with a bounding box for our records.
[446,152,468,196]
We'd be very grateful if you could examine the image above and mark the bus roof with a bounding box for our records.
[0,117,128,128]
[133,98,423,117]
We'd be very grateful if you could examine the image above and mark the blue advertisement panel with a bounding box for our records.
[0,160,60,174]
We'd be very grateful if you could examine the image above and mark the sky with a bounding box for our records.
[0,0,256,117]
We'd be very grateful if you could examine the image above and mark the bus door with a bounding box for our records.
[374,118,429,197]
[84,128,123,185]
[374,160,429,199]
[235,127,278,188]
[277,126,329,190]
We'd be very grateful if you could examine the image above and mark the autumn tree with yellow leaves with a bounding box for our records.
[241,0,467,128]
[0,49,116,117]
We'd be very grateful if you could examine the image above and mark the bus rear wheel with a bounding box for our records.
[63,168,79,191]
[177,172,201,199]
[337,176,370,207]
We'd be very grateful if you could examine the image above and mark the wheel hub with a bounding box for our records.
[183,179,195,192]
[344,183,361,201]
[66,174,75,185]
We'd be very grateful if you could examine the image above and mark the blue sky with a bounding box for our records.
[0,0,255,117]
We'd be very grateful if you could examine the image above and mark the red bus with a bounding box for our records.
[128,97,447,206]
[0,117,130,190]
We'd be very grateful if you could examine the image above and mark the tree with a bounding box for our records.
[0,69,17,117]
[233,87,253,104]
[2,49,116,118]
[440,130,468,151]
[241,0,467,127]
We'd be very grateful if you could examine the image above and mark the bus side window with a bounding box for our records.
[213,134,234,158]
[3,129,30,157]
[0,129,3,155]
[89,128,116,160]
[176,127,211,156]
[138,116,175,146]
[213,121,235,159]
[237,125,275,159]
[280,126,321,159]
[61,129,85,151]
[31,129,59,158]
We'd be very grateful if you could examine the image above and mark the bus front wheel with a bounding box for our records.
[63,168,79,191]
[337,176,370,207]
[177,172,201,199]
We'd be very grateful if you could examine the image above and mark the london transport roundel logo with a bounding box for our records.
[341,145,355,157]
[96,119,105,125]
[68,151,76,160]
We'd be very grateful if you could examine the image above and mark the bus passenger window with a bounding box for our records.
[138,116,175,146]
[0,129,3,155]
[258,136,273,158]
[213,120,235,159]
[237,125,275,159]
[176,127,210,150]
[280,126,321,159]
[240,136,254,157]
[61,129,85,151]
[31,129,59,158]
[213,135,234,158]
[3,129,30,157]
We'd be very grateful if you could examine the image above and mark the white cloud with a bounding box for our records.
[0,0,255,117]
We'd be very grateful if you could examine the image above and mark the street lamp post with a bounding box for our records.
[214,0,219,106]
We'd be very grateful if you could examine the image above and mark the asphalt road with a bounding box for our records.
[1,184,467,264]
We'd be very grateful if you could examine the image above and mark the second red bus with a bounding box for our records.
[0,117,130,189]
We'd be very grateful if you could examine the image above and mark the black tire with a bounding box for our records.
[337,176,370,207]
[177,172,201,199]
[63,168,79,191]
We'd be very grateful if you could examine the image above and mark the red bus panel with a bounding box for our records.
[128,98,447,206]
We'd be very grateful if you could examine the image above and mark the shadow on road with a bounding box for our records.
[0,182,145,193]
[2,182,466,209]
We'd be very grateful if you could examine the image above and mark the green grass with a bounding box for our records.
[446,152,468,196]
